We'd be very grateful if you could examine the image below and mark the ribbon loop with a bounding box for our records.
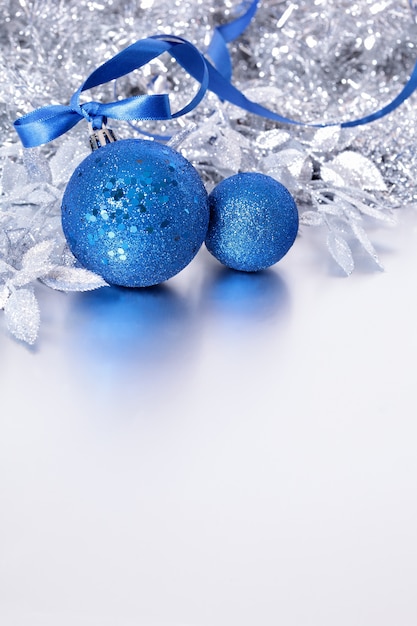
[14,35,210,147]
[14,105,81,148]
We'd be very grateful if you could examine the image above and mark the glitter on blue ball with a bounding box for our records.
[205,172,299,272]
[61,139,209,287]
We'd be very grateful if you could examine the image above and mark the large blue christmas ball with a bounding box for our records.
[205,172,299,272]
[61,139,209,287]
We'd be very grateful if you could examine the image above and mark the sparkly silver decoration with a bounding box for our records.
[3,287,40,345]
[1,0,417,342]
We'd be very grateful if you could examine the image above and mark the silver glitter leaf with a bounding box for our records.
[23,149,52,185]
[0,159,27,196]
[0,231,10,260]
[263,149,313,193]
[353,201,395,223]
[310,126,341,153]
[0,143,22,158]
[240,86,288,113]
[299,211,325,226]
[350,220,384,269]
[370,1,392,14]
[224,127,251,150]
[0,258,13,276]
[320,164,346,187]
[180,122,242,175]
[322,151,387,191]
[4,288,40,345]
[329,189,396,224]
[256,129,292,150]
[49,137,87,187]
[24,186,59,206]
[0,285,10,309]
[312,194,344,216]
[326,231,354,275]
[267,168,300,194]
[11,240,56,287]
[2,180,59,206]
[41,266,109,292]
[21,240,56,269]
[210,128,242,173]
[269,149,309,178]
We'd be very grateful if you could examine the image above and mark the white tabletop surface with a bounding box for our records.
[1,206,416,626]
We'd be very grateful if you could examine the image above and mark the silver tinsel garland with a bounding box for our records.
[1,0,417,343]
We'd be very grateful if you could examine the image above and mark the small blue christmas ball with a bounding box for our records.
[61,139,209,287]
[205,172,299,272]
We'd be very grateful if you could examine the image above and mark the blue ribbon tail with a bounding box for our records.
[81,38,174,91]
[207,0,259,80]
[14,105,82,148]
[207,29,233,82]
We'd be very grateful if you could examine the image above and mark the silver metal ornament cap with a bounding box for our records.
[88,121,117,151]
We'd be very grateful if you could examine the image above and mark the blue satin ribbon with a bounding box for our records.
[14,1,417,148]
[116,0,259,140]
[207,0,260,80]
[15,35,209,147]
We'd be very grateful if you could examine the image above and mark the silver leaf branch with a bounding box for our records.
[1,142,108,344]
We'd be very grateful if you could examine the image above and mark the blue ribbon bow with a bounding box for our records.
[14,0,417,148]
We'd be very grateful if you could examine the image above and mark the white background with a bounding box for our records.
[1,207,417,626]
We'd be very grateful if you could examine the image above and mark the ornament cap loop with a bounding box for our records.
[88,121,117,151]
